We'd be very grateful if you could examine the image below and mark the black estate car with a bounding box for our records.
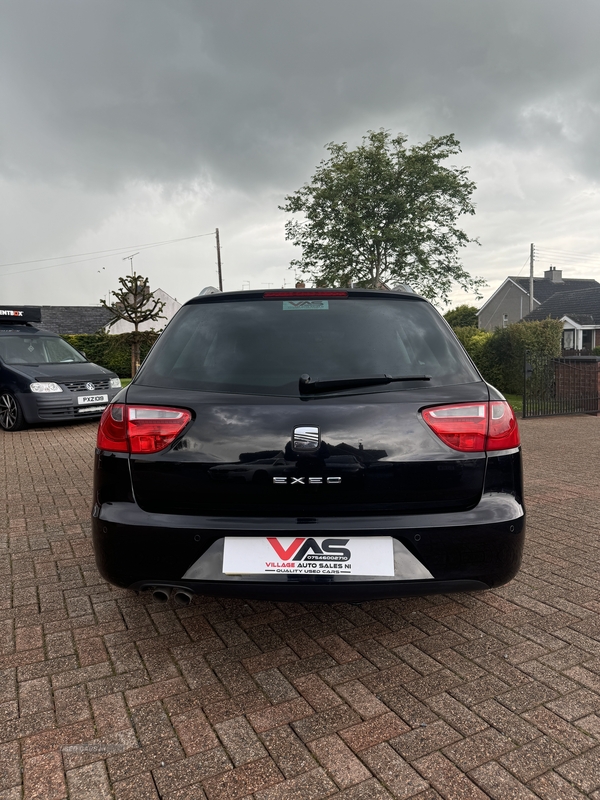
[0,306,122,431]
[92,288,524,602]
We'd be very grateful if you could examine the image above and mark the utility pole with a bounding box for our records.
[529,243,535,313]
[215,228,223,291]
[123,252,139,277]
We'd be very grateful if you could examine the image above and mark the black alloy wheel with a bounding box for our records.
[0,392,25,432]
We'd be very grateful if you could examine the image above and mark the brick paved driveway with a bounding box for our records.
[1,416,600,799]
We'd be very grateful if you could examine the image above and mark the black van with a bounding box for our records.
[92,288,524,602]
[0,306,122,431]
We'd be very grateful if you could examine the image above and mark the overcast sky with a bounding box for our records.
[2,0,600,310]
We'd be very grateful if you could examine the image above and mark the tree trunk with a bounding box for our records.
[131,327,141,377]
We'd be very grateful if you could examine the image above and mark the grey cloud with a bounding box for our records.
[3,0,600,193]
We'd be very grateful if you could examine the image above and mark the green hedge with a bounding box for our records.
[61,332,159,378]
[453,319,564,394]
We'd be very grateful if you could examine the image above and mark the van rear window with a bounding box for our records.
[135,297,479,395]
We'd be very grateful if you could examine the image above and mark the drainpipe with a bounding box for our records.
[529,243,534,313]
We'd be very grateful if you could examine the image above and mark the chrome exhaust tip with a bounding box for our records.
[152,587,171,603]
[173,589,193,606]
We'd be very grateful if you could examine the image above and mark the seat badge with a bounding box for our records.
[292,425,320,452]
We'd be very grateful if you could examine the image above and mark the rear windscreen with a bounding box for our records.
[135,297,480,395]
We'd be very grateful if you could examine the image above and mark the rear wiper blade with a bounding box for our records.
[299,373,430,394]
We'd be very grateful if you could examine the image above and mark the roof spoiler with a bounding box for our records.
[198,286,221,296]
[0,306,42,323]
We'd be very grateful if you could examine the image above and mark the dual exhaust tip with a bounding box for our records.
[149,586,194,606]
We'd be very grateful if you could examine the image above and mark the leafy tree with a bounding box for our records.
[280,130,485,302]
[100,274,165,376]
[444,305,479,329]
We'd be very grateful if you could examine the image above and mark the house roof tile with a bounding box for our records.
[40,306,114,335]
[510,276,600,305]
[523,286,600,325]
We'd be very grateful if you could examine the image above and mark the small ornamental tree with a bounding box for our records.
[100,274,165,376]
[280,129,485,303]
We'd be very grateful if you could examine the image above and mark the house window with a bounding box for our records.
[502,314,508,328]
[563,329,575,350]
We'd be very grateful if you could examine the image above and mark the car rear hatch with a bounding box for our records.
[126,384,489,517]
[124,290,490,518]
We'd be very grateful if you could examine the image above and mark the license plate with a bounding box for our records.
[222,536,395,576]
[78,394,108,405]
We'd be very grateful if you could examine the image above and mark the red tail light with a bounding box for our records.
[422,401,520,452]
[263,291,348,298]
[97,404,192,454]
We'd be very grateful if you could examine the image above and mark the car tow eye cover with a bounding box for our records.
[97,404,191,453]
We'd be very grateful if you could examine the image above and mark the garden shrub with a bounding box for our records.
[452,319,563,394]
[61,332,159,378]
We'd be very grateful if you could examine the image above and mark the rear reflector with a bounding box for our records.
[422,401,519,452]
[97,404,191,454]
[263,291,348,298]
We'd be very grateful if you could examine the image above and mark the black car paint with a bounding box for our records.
[92,290,525,601]
[125,383,490,517]
[93,447,523,601]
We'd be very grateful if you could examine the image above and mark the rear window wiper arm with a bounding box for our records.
[299,373,430,394]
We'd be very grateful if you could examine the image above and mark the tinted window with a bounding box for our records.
[136,297,479,395]
[0,335,87,365]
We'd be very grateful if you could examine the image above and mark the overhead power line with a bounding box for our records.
[515,256,531,276]
[536,252,600,262]
[536,245,600,256]
[536,247,600,263]
[0,232,214,272]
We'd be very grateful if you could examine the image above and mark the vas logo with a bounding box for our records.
[267,537,351,562]
[283,300,328,310]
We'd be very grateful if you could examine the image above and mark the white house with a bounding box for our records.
[524,286,600,352]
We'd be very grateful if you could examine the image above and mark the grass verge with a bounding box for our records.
[503,393,522,414]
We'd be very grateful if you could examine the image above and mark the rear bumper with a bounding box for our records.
[92,494,525,601]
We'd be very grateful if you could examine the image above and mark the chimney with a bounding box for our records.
[544,266,563,283]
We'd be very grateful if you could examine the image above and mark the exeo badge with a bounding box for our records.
[273,476,341,485]
[292,425,320,452]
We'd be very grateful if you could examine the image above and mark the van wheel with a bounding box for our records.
[0,393,26,431]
